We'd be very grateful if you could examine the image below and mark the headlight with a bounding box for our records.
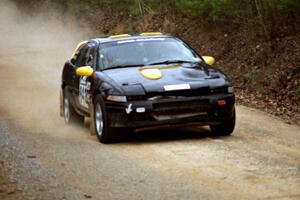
[228,86,234,93]
[106,95,127,102]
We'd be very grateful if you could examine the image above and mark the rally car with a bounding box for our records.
[60,32,235,143]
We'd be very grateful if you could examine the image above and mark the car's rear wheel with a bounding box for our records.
[63,89,84,124]
[93,94,117,144]
[210,107,236,136]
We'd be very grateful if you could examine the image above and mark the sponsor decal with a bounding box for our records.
[136,107,146,113]
[125,104,133,114]
[140,68,162,80]
[164,84,191,91]
[79,76,90,108]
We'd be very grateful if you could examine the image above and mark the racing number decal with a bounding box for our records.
[79,76,91,108]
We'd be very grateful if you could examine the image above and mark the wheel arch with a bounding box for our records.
[92,89,106,103]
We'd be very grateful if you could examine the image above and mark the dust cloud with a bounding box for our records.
[0,0,89,133]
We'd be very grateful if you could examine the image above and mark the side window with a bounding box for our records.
[71,43,86,65]
[85,44,97,68]
[75,44,89,67]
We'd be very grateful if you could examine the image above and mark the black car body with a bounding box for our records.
[60,33,235,143]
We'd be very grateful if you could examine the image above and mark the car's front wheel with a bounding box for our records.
[210,107,236,136]
[93,94,117,144]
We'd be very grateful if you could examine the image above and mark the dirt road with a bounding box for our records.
[0,1,300,200]
[0,57,300,200]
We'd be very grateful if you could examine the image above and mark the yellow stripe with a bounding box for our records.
[140,32,162,36]
[140,64,180,70]
[109,34,131,39]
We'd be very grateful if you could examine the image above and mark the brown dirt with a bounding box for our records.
[0,161,23,200]
[63,2,300,125]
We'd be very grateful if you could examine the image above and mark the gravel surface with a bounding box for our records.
[0,55,299,200]
[1,101,300,200]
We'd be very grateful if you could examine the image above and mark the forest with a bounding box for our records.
[13,0,300,122]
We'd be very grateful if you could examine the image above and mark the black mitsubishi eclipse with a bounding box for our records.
[60,32,235,143]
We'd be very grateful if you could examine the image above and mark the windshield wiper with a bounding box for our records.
[105,64,145,70]
[148,60,200,66]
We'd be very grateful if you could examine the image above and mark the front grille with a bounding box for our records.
[127,95,146,101]
[146,86,227,98]
[127,87,227,101]
[210,87,227,94]
[153,99,211,114]
[147,87,211,98]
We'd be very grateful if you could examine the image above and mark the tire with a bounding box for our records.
[92,94,118,144]
[210,107,236,136]
[63,89,84,124]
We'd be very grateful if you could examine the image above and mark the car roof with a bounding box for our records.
[89,33,175,44]
[71,33,178,59]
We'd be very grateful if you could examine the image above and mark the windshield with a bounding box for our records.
[98,38,201,70]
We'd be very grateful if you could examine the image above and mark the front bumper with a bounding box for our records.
[105,94,235,128]
[104,94,235,129]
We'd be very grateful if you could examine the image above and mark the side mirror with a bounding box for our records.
[202,56,216,65]
[76,66,94,77]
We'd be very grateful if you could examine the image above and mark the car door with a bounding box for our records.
[74,42,97,113]
[62,42,87,110]
[64,43,88,111]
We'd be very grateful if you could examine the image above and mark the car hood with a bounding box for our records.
[101,63,228,95]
